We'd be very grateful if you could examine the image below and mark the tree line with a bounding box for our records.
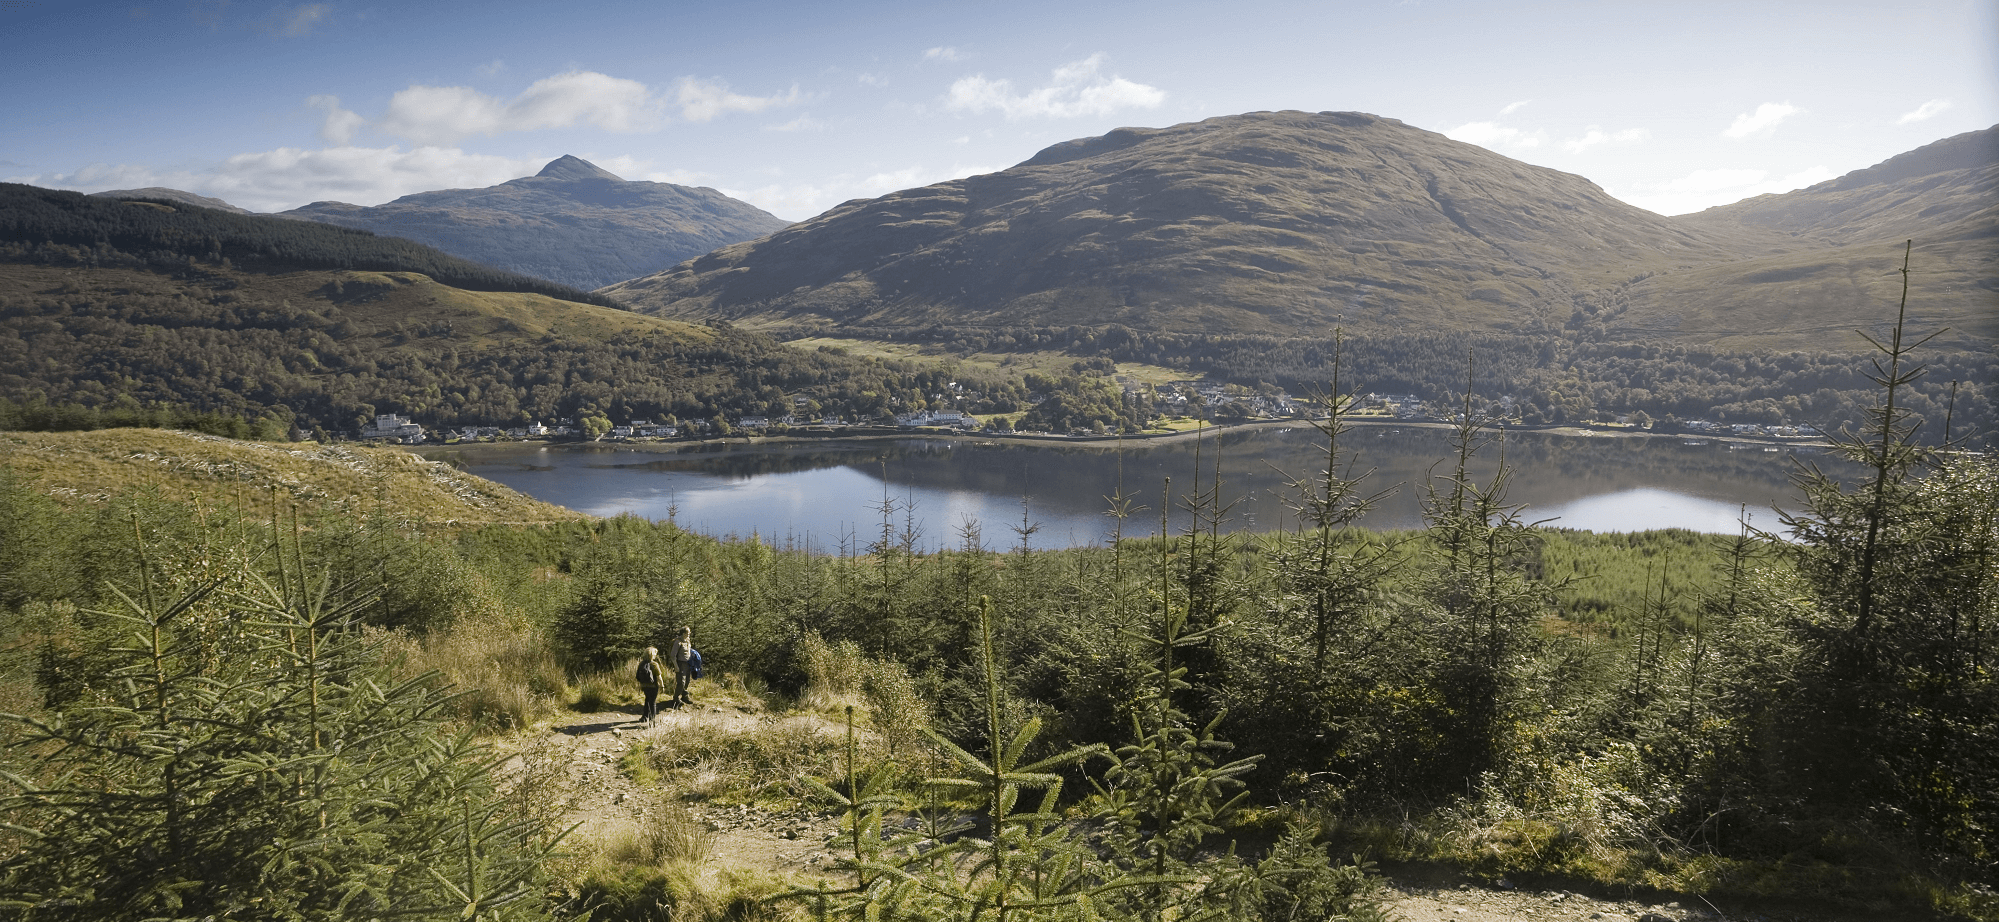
[807,321,1998,447]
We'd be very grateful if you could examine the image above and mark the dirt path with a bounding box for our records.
[519,701,847,882]
[515,705,1840,922]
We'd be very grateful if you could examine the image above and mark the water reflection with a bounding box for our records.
[425,427,1843,551]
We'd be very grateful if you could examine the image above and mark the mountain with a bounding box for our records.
[2,182,616,307]
[91,187,251,214]
[603,112,1995,351]
[1680,126,1996,245]
[1616,125,1998,350]
[0,182,972,437]
[603,111,1767,336]
[282,157,790,290]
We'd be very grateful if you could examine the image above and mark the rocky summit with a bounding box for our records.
[283,157,790,291]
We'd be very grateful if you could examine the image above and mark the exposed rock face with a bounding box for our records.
[283,157,791,291]
[602,113,1994,351]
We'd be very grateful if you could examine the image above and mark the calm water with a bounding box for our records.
[424,426,1842,551]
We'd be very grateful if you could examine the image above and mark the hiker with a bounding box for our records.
[636,646,664,723]
[671,627,695,707]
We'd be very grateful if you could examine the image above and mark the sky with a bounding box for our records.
[4,0,1994,222]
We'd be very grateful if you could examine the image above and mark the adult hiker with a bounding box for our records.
[671,627,696,708]
[636,646,664,723]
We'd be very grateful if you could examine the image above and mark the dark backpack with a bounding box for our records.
[636,659,657,686]
[689,649,704,679]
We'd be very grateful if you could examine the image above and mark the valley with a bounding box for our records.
[0,109,1993,922]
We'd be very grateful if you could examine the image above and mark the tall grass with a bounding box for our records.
[373,614,567,730]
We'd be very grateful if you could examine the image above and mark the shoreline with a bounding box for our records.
[426,416,1835,456]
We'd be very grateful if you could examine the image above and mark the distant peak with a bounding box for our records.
[536,155,624,182]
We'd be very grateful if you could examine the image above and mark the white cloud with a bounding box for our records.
[476,59,506,78]
[858,72,888,87]
[1897,98,1952,124]
[675,77,800,122]
[1499,99,1530,115]
[306,95,364,146]
[378,71,661,145]
[1616,164,1836,215]
[1562,126,1647,154]
[923,46,963,62]
[1722,102,1801,139]
[944,54,1164,120]
[1445,120,1544,150]
[14,146,547,213]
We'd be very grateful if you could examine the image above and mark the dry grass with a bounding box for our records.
[373,615,570,730]
[0,428,581,527]
[783,337,1189,387]
[644,711,845,803]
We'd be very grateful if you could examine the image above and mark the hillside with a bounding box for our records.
[1622,125,1999,350]
[283,156,790,290]
[0,427,580,526]
[603,112,1994,352]
[0,182,617,307]
[603,111,1773,336]
[91,186,252,214]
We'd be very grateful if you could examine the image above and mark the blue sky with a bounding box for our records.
[4,0,1993,221]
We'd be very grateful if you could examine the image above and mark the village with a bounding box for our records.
[355,380,1825,446]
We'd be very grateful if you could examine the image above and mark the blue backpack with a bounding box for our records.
[689,648,705,679]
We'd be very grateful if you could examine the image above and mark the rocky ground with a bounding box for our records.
[515,702,1882,922]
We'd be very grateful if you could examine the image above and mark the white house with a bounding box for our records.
[360,413,424,442]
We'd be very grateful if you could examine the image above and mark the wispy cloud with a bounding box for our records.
[945,54,1163,120]
[1897,98,1951,124]
[1617,164,1835,215]
[1722,102,1801,139]
[675,77,800,122]
[1499,99,1530,116]
[858,72,889,87]
[1445,120,1543,150]
[476,59,506,78]
[261,3,330,37]
[1562,126,1647,154]
[923,46,963,63]
[378,71,662,145]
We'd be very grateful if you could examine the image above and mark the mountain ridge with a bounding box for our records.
[282,157,790,290]
[601,113,1993,351]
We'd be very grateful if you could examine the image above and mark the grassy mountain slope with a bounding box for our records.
[283,156,790,291]
[1619,126,1999,350]
[603,110,1773,336]
[0,427,580,525]
[605,113,1994,354]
